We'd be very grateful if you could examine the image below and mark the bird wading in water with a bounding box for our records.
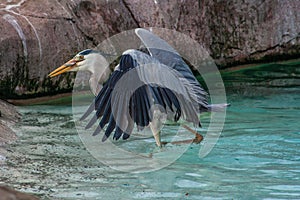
[49,28,228,147]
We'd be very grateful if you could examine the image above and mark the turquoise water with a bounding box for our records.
[1,62,299,199]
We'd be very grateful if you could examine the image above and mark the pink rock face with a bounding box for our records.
[0,0,299,98]
[0,185,39,200]
[0,99,20,143]
[0,0,137,98]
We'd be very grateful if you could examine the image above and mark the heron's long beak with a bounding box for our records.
[48,59,78,78]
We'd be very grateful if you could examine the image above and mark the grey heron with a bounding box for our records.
[49,28,228,147]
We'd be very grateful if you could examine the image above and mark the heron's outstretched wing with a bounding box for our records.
[81,50,200,142]
[135,28,208,111]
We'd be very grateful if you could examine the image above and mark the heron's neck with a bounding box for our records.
[84,53,111,95]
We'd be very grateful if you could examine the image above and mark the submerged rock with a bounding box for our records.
[0,185,39,200]
[0,0,299,98]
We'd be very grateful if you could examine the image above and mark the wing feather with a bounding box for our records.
[81,30,208,141]
[135,28,208,113]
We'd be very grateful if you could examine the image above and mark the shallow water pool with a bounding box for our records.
[1,62,299,199]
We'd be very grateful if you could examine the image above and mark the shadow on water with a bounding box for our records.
[1,61,300,199]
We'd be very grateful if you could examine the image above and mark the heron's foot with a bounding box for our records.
[154,125,204,146]
[181,124,204,144]
[169,138,202,145]
[153,140,170,149]
[161,134,203,145]
[161,141,168,146]
[192,133,203,144]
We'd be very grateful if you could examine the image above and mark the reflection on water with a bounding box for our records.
[0,62,300,199]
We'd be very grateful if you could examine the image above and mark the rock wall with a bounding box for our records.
[0,0,299,98]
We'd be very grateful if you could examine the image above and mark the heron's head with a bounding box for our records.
[48,49,95,77]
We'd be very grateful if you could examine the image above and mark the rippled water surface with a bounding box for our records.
[1,62,299,199]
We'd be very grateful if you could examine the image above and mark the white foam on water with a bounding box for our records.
[0,155,6,161]
[134,191,181,199]
[52,191,101,198]
[185,172,203,177]
[265,185,300,191]
[174,179,207,188]
[269,192,300,197]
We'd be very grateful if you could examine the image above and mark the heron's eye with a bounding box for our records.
[75,55,84,61]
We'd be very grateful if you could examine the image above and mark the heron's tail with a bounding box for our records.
[202,103,230,112]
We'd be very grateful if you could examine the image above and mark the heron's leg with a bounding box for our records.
[149,108,166,148]
[150,123,162,147]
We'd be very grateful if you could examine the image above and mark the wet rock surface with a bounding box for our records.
[0,0,299,98]
[0,99,20,160]
[0,185,39,200]
[0,100,40,199]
